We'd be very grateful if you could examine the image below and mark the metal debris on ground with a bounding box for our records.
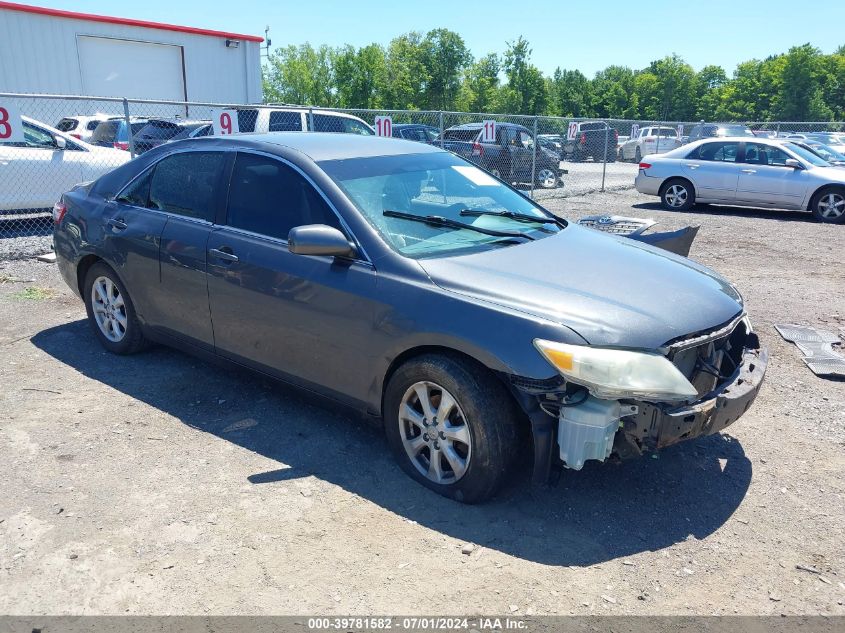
[775,324,845,378]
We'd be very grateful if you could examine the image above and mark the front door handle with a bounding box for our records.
[741,169,757,174]
[107,218,127,231]
[688,163,700,170]
[209,247,239,263]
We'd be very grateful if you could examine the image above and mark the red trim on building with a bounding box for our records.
[0,1,264,42]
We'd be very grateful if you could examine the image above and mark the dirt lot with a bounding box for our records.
[0,189,843,616]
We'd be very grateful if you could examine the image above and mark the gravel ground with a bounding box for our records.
[0,189,843,616]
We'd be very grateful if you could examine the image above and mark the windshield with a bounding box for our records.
[135,121,181,140]
[784,142,831,167]
[320,152,563,259]
[807,133,845,144]
[720,125,754,137]
[805,143,845,162]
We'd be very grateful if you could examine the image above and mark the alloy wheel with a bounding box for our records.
[537,168,557,188]
[665,184,688,208]
[398,381,472,484]
[817,192,845,219]
[91,275,127,342]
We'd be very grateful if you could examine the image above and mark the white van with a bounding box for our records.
[234,108,374,135]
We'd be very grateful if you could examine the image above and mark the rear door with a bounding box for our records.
[206,151,377,402]
[735,142,809,208]
[682,141,742,202]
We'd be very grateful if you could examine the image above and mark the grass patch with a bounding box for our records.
[11,286,57,300]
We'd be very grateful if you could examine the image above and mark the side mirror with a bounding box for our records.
[288,224,355,258]
[54,135,67,150]
[784,158,803,169]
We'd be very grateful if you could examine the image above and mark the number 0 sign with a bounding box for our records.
[567,121,578,141]
[0,103,24,143]
[481,120,496,143]
[374,116,392,137]
[212,109,239,136]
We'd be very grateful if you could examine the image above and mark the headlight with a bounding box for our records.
[533,339,698,402]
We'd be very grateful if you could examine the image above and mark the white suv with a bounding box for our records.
[233,108,374,135]
[55,114,118,142]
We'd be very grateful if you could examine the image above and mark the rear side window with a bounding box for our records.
[90,121,120,144]
[148,152,225,221]
[687,141,739,162]
[225,152,341,240]
[312,114,372,135]
[443,129,479,142]
[56,118,78,132]
[116,169,153,207]
[237,109,258,133]
[269,111,302,131]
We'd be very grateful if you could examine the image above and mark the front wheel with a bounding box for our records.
[536,167,559,189]
[811,187,845,223]
[383,354,520,503]
[83,262,148,354]
[660,178,695,211]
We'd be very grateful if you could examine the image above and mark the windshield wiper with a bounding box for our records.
[458,208,566,229]
[383,210,535,241]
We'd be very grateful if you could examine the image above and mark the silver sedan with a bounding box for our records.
[634,137,845,223]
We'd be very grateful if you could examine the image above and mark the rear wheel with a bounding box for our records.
[811,187,845,223]
[660,178,695,211]
[536,168,558,188]
[383,354,519,503]
[83,262,147,354]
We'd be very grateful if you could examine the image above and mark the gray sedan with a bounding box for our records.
[54,133,767,502]
[635,137,845,223]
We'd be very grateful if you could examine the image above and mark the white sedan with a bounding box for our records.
[635,137,845,223]
[1,117,130,212]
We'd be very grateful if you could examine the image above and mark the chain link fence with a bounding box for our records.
[3,91,845,259]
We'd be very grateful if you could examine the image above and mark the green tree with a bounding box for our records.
[420,29,472,110]
[456,53,501,112]
[547,68,592,117]
[384,32,429,109]
[590,66,637,118]
[774,44,833,121]
[262,43,336,106]
[500,36,547,115]
[334,44,388,109]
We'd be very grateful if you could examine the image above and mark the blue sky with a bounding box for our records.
[37,0,845,77]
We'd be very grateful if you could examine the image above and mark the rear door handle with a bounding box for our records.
[107,218,127,231]
[741,169,757,174]
[209,247,239,263]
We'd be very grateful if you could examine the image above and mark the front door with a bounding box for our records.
[735,142,809,208]
[206,152,377,404]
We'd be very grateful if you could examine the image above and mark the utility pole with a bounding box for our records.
[260,26,272,61]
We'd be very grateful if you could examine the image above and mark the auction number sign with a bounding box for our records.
[481,120,496,143]
[212,109,240,136]
[374,115,393,137]
[0,103,24,143]
[630,124,640,138]
[567,121,578,141]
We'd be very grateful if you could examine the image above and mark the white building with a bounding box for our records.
[0,1,263,108]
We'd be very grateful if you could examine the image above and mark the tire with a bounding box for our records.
[383,354,520,503]
[535,167,559,189]
[660,178,695,211]
[634,148,642,163]
[810,186,845,224]
[83,262,148,354]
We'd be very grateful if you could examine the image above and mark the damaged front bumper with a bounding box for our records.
[512,338,768,485]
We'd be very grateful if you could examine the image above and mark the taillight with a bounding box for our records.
[639,162,652,170]
[580,132,586,145]
[114,141,129,151]
[614,130,618,140]
[70,133,82,140]
[52,200,67,224]
[471,141,484,157]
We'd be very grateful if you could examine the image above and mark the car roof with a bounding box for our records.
[194,132,442,161]
[448,122,525,130]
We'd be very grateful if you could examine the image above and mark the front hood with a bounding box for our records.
[417,225,743,349]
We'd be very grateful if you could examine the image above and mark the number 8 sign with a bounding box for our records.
[212,108,240,136]
[0,103,24,143]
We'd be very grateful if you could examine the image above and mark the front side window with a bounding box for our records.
[744,143,790,166]
[269,111,302,132]
[320,151,563,259]
[225,153,341,240]
[148,152,225,220]
[783,142,831,167]
[1,122,58,149]
[519,131,534,149]
[313,114,372,135]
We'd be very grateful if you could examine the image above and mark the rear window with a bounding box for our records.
[56,118,78,132]
[89,121,120,143]
[135,121,182,140]
[87,120,102,131]
[579,122,605,131]
[719,125,754,137]
[443,129,480,142]
[655,128,677,137]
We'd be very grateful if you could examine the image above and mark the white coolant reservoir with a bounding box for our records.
[558,396,624,470]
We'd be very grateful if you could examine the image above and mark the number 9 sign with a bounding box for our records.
[212,108,240,136]
[0,103,24,143]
